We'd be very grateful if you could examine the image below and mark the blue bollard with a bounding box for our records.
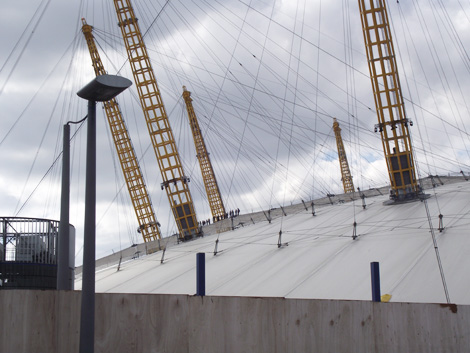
[371,262,381,302]
[196,253,206,296]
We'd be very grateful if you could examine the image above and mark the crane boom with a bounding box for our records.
[333,118,354,194]
[358,0,419,200]
[81,19,161,243]
[182,86,226,222]
[112,0,200,238]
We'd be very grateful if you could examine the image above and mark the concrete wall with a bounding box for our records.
[0,290,469,353]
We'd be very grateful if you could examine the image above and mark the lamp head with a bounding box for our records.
[77,74,132,101]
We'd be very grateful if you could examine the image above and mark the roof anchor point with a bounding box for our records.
[352,222,358,240]
[438,214,444,233]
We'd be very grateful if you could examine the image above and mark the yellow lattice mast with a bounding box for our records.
[182,86,226,221]
[333,118,355,194]
[112,1,200,238]
[81,19,161,244]
[358,0,419,200]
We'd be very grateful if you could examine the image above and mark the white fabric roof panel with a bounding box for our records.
[76,180,470,304]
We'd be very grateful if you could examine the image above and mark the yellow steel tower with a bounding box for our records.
[81,19,161,243]
[113,1,200,238]
[182,86,226,221]
[333,118,354,194]
[358,0,419,200]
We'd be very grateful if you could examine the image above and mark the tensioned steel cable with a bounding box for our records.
[389,0,450,304]
[0,0,52,97]
[15,116,87,216]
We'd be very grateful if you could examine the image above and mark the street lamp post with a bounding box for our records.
[57,122,71,290]
[76,74,132,353]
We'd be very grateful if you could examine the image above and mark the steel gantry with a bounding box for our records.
[358,0,419,200]
[81,19,161,243]
[333,118,354,194]
[182,86,226,222]
[112,1,200,238]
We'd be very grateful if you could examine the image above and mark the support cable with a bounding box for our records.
[390,0,449,302]
[0,36,78,149]
[422,196,451,303]
[414,0,470,164]
[277,0,304,234]
[15,116,87,216]
[0,0,52,97]
[394,3,444,216]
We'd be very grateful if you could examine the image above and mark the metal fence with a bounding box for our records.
[1,217,59,289]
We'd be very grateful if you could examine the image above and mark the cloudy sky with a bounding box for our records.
[1,0,469,265]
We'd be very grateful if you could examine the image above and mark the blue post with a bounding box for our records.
[371,261,381,302]
[196,253,205,296]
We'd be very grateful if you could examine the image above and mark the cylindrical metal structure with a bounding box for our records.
[0,217,73,290]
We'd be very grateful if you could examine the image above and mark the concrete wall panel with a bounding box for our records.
[0,290,469,353]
